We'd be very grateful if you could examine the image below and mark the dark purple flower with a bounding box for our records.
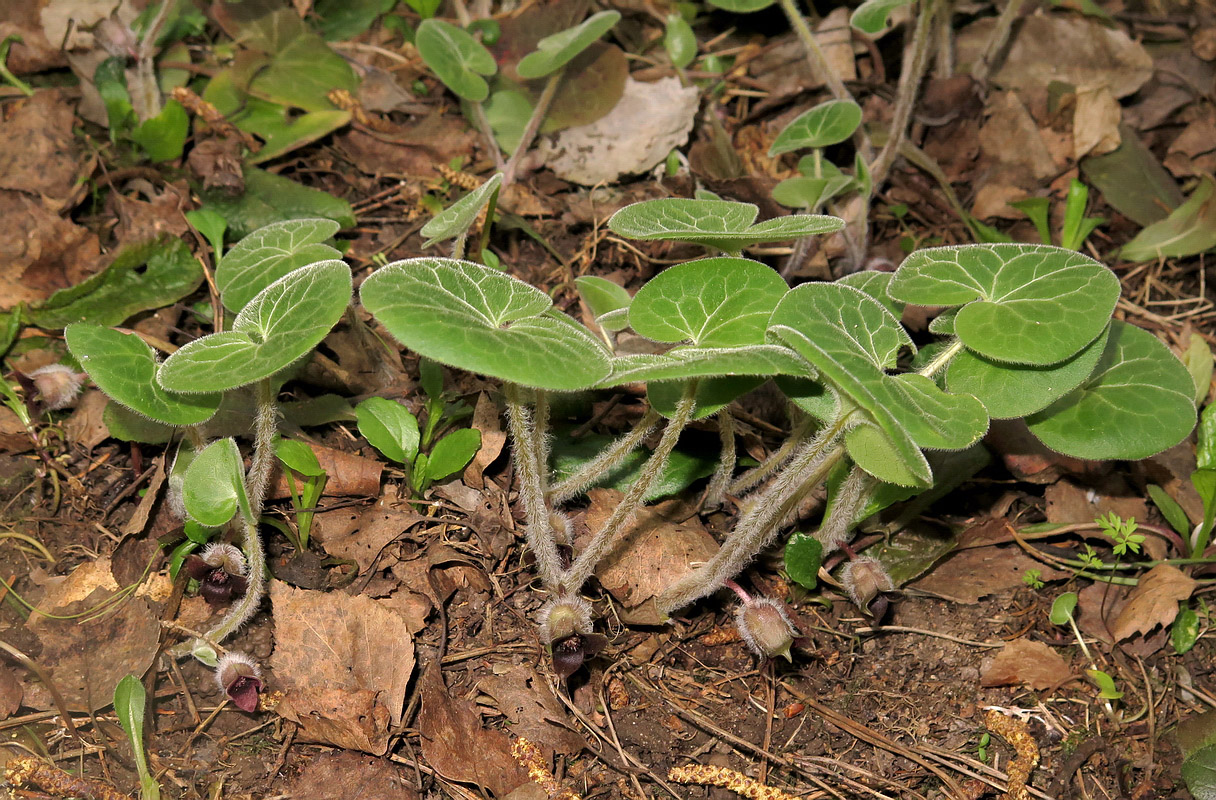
[215,652,263,712]
[184,543,248,607]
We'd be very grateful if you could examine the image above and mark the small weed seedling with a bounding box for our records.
[1009,179,1106,252]
[1049,592,1123,717]
[274,438,327,553]
[355,389,481,497]
[114,675,159,800]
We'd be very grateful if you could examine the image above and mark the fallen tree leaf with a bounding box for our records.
[268,442,383,500]
[980,638,1072,690]
[910,545,1067,604]
[277,687,392,754]
[283,751,418,800]
[477,666,584,756]
[1111,563,1196,641]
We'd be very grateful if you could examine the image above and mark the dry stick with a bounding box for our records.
[562,381,700,594]
[502,72,562,188]
[548,408,662,505]
[0,638,87,748]
[868,0,939,191]
[505,383,564,590]
[471,101,506,174]
[971,0,1027,85]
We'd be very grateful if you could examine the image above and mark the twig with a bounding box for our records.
[869,0,938,190]
[502,73,562,187]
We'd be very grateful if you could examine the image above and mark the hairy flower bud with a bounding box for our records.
[734,596,798,661]
[538,594,607,679]
[25,365,87,411]
[841,556,894,618]
[215,651,262,712]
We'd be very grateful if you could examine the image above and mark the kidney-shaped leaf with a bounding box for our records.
[608,198,842,251]
[769,100,862,156]
[355,396,420,465]
[183,438,251,526]
[66,324,220,426]
[416,19,497,102]
[889,244,1119,365]
[1026,321,1196,460]
[630,257,788,347]
[216,218,341,313]
[360,257,611,391]
[599,345,812,386]
[516,11,621,79]
[159,260,352,393]
[421,173,502,249]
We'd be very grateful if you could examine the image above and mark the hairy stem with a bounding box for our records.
[728,414,815,498]
[562,381,699,594]
[816,465,875,553]
[705,408,737,508]
[918,338,964,379]
[971,0,1025,85]
[505,383,564,590]
[502,72,562,188]
[246,378,278,521]
[658,415,850,617]
[869,0,938,189]
[471,102,507,174]
[548,408,662,506]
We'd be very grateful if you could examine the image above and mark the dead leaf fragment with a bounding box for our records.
[477,666,584,756]
[464,392,506,489]
[63,391,109,452]
[1073,86,1121,160]
[910,545,1066,604]
[1111,564,1195,641]
[268,442,383,500]
[980,638,1072,690]
[0,90,89,203]
[284,751,418,800]
[277,686,393,754]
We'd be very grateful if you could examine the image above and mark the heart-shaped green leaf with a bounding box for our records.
[355,396,420,465]
[216,218,342,313]
[516,11,620,79]
[886,373,988,451]
[647,376,765,420]
[182,438,251,527]
[947,324,1110,418]
[599,345,812,386]
[159,260,352,393]
[66,324,220,426]
[630,257,788,347]
[423,427,482,482]
[416,19,497,102]
[421,173,502,249]
[360,257,611,391]
[889,244,1120,365]
[838,271,904,320]
[705,0,775,11]
[851,0,913,34]
[784,532,824,589]
[1026,321,1197,460]
[769,100,862,156]
[608,198,843,251]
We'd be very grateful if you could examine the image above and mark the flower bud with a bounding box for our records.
[841,556,894,618]
[215,651,262,712]
[538,594,607,678]
[734,596,798,661]
[26,365,86,411]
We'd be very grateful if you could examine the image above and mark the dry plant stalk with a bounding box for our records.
[511,737,582,800]
[668,763,798,800]
[984,710,1040,800]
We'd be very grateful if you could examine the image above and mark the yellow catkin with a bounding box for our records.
[511,737,582,800]
[6,754,132,800]
[668,764,798,800]
[985,710,1040,800]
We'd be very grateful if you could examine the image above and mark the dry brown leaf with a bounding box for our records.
[419,666,529,797]
[585,489,718,624]
[283,751,419,800]
[0,407,32,453]
[477,666,584,756]
[1111,564,1196,641]
[314,503,427,574]
[110,182,191,245]
[0,191,101,311]
[978,92,1057,183]
[63,390,108,451]
[0,666,23,720]
[910,546,1067,604]
[277,687,393,754]
[464,392,506,489]
[0,0,65,72]
[268,442,383,500]
[1044,479,1149,528]
[980,638,1072,690]
[1164,118,1216,178]
[270,582,415,731]
[1073,86,1122,160]
[0,90,89,203]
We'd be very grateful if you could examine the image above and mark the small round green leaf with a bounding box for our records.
[1049,592,1077,624]
[421,173,502,249]
[416,19,497,102]
[608,198,842,251]
[159,260,352,393]
[183,438,250,527]
[784,532,823,590]
[66,324,220,426]
[575,275,631,319]
[772,174,855,210]
[275,438,324,477]
[1026,321,1197,460]
[359,257,611,391]
[664,13,696,69]
[355,396,420,465]
[769,100,862,156]
[889,244,1120,365]
[630,257,788,347]
[851,0,913,34]
[216,218,341,313]
[424,427,482,482]
[516,11,620,79]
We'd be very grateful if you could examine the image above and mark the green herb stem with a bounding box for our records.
[705,407,737,508]
[505,383,564,589]
[918,337,964,379]
[816,465,874,552]
[502,72,562,188]
[869,0,938,190]
[247,378,279,521]
[728,415,815,497]
[548,408,662,505]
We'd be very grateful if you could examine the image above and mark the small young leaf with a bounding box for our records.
[1183,333,1214,406]
[415,20,498,101]
[355,397,420,465]
[1147,484,1191,538]
[360,257,611,391]
[1121,176,1216,262]
[1172,604,1200,654]
[216,218,341,313]
[608,198,843,251]
[664,13,696,69]
[629,257,788,347]
[890,244,1120,365]
[850,0,913,34]
[784,532,823,590]
[159,260,352,393]
[1049,592,1077,625]
[131,98,189,162]
[66,324,220,426]
[772,174,855,210]
[186,209,228,257]
[421,173,502,249]
[275,438,324,477]
[183,438,251,527]
[423,427,482,482]
[769,100,862,156]
[1087,669,1123,700]
[419,358,445,401]
[1026,321,1197,460]
[114,674,160,800]
[1009,196,1053,245]
[575,276,631,321]
[516,11,621,79]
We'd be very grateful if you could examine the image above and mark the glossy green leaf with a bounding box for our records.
[664,12,696,69]
[516,11,620,79]
[1199,404,1216,471]
[1049,591,1078,624]
[647,376,764,420]
[575,276,631,328]
[114,674,160,800]
[1087,669,1123,700]
[65,324,220,426]
[946,324,1110,419]
[241,107,352,165]
[356,396,420,465]
[608,198,843,251]
[868,525,956,585]
[360,257,610,391]
[183,438,250,526]
[599,345,812,386]
[851,0,913,33]
[416,19,497,102]
[421,173,502,248]
[1173,605,1201,655]
[1027,321,1196,460]
[275,438,324,477]
[630,257,787,347]
[28,237,202,329]
[769,100,862,156]
[1148,484,1191,537]
[1121,176,1216,262]
[159,260,352,393]
[216,218,342,313]
[131,99,188,162]
[201,167,356,239]
[423,427,481,482]
[784,532,823,590]
[890,244,1120,365]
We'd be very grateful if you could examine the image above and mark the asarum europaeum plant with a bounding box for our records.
[362,197,1198,671]
[66,219,352,692]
